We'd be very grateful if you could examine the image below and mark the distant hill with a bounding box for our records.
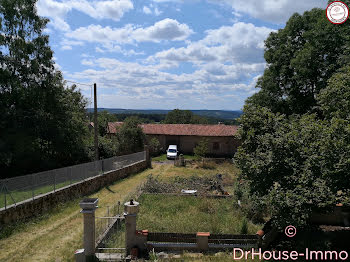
[86,108,243,120]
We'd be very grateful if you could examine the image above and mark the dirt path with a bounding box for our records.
[0,166,155,262]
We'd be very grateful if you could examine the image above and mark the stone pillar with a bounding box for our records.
[79,198,99,259]
[144,145,152,168]
[179,154,185,166]
[196,232,210,251]
[335,203,344,225]
[124,199,140,255]
[256,230,264,248]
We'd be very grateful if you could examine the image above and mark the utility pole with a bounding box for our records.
[94,83,99,161]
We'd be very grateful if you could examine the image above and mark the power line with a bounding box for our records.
[65,80,93,87]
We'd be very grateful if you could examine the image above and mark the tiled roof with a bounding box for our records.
[107,122,238,137]
[107,122,124,134]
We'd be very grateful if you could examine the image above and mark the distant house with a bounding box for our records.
[107,122,240,157]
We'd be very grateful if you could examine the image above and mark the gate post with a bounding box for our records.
[197,232,210,251]
[78,198,99,261]
[124,199,140,255]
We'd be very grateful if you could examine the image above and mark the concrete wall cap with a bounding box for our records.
[197,232,210,237]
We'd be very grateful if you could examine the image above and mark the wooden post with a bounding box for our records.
[93,83,99,161]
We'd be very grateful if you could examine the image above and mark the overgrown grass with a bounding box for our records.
[0,161,243,261]
[149,252,261,261]
[136,194,261,234]
[152,154,198,161]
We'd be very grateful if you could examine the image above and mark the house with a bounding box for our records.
[107,122,240,157]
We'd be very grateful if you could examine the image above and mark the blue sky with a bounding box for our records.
[36,0,328,110]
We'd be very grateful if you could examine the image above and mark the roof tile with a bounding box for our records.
[107,122,238,137]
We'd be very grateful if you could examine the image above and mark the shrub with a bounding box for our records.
[240,218,248,234]
[194,138,209,159]
[149,137,162,156]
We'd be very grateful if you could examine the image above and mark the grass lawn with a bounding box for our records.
[137,194,261,234]
[149,252,261,261]
[0,161,252,261]
[152,154,198,161]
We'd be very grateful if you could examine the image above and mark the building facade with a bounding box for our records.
[107,122,240,157]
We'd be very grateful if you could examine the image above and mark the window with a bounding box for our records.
[213,142,220,150]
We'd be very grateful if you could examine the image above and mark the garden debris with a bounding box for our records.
[181,189,197,194]
[142,174,231,195]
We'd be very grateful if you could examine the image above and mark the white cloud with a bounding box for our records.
[64,21,271,109]
[154,7,162,16]
[81,59,94,66]
[143,6,152,14]
[36,0,134,31]
[61,45,73,50]
[143,4,162,16]
[60,39,84,50]
[209,0,327,23]
[36,0,71,31]
[65,18,193,46]
[94,44,145,56]
[67,57,262,109]
[132,19,192,42]
[152,22,274,65]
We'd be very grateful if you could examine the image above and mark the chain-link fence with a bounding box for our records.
[0,151,146,209]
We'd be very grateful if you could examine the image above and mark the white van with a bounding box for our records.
[166,145,178,159]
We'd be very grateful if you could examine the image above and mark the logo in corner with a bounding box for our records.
[327,1,349,24]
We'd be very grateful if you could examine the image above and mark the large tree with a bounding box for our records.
[249,2,350,115]
[0,0,88,177]
[236,2,350,229]
[117,117,145,154]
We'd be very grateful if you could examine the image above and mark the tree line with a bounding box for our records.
[88,109,239,126]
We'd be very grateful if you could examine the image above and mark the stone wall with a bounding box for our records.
[0,160,148,226]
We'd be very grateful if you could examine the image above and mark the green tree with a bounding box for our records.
[317,65,350,120]
[164,109,208,124]
[97,110,118,136]
[0,0,88,177]
[148,137,161,157]
[236,4,350,229]
[117,117,145,154]
[249,4,350,115]
[236,108,350,227]
[85,135,119,160]
[194,138,209,159]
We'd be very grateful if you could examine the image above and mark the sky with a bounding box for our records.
[36,0,328,110]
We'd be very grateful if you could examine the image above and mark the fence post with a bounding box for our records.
[144,146,151,168]
[2,182,6,210]
[69,167,72,186]
[102,159,104,175]
[32,174,35,201]
[107,206,110,225]
[4,188,6,210]
[54,171,56,192]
